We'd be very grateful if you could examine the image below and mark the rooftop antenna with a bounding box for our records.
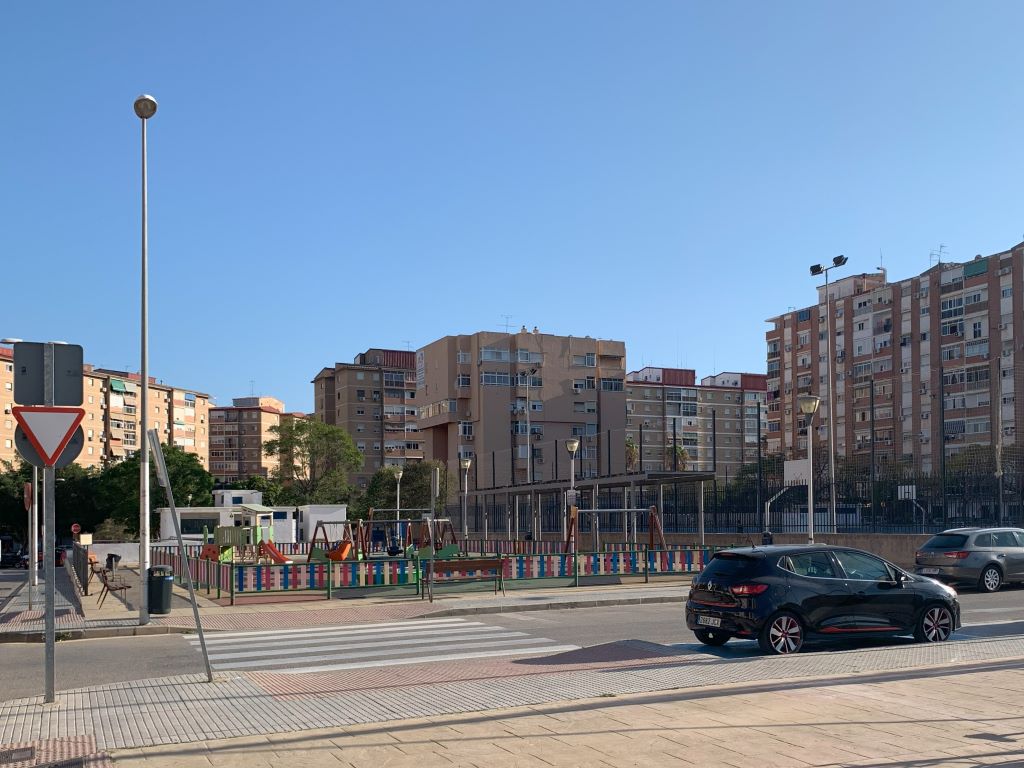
[929,244,947,268]
[878,248,884,271]
[402,340,411,351]
[249,379,255,396]
[501,314,513,333]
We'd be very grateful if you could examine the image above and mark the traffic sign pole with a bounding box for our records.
[43,343,56,704]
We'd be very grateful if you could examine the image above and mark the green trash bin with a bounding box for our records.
[148,565,174,614]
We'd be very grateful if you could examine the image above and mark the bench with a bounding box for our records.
[422,557,505,597]
[96,568,131,608]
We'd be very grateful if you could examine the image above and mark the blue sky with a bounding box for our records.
[3,2,1023,412]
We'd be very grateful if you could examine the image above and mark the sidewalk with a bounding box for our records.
[107,660,1024,767]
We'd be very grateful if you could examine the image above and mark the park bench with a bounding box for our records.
[422,556,506,597]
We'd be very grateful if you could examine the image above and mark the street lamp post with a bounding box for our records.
[798,394,821,544]
[524,367,537,484]
[810,255,847,532]
[566,438,580,585]
[460,457,472,541]
[134,94,157,626]
[395,468,403,520]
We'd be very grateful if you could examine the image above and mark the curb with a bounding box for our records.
[421,593,687,617]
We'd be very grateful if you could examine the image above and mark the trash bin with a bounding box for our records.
[761,530,774,546]
[105,553,122,572]
[147,565,174,615]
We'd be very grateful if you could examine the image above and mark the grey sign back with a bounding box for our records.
[13,342,84,406]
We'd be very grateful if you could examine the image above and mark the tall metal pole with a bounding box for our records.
[462,463,469,540]
[30,466,38,590]
[824,270,838,530]
[807,410,815,544]
[41,343,56,703]
[135,94,157,626]
[525,372,530,485]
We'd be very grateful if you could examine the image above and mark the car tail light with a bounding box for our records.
[730,583,769,596]
[943,551,971,559]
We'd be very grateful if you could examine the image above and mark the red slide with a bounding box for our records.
[257,540,292,564]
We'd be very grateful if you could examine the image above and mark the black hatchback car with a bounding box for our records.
[685,545,960,654]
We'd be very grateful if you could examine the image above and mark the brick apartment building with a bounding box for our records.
[312,348,419,492]
[766,241,1024,474]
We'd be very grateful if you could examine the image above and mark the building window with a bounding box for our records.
[572,352,596,367]
[457,351,471,363]
[456,374,471,387]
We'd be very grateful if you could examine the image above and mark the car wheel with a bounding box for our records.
[758,611,804,655]
[979,565,1002,593]
[694,627,730,647]
[914,604,954,643]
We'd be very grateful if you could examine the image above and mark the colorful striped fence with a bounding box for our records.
[152,546,713,602]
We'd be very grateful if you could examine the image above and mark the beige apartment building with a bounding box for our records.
[312,349,419,492]
[209,396,290,484]
[625,367,767,481]
[416,329,627,489]
[0,346,209,470]
[766,241,1024,474]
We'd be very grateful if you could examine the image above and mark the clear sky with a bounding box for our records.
[3,2,1023,413]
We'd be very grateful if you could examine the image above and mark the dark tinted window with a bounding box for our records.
[703,553,760,578]
[974,533,993,548]
[991,532,1018,547]
[833,550,892,581]
[788,552,838,578]
[924,534,968,549]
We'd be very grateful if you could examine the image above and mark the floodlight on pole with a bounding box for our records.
[798,393,821,544]
[809,254,848,533]
[395,468,403,520]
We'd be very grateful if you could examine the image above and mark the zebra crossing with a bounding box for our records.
[187,616,579,674]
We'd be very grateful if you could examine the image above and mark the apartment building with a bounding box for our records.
[416,329,627,487]
[626,367,767,480]
[0,346,209,470]
[209,396,288,484]
[312,349,419,492]
[766,241,1024,474]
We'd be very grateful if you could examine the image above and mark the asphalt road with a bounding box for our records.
[1,584,1023,702]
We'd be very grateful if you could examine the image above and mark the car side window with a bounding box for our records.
[974,533,993,548]
[992,532,1018,547]
[833,551,891,581]
[789,552,837,578]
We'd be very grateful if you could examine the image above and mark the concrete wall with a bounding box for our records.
[86,542,140,567]
[639,533,929,568]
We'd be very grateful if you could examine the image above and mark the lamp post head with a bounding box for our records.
[395,468,403,482]
[460,457,472,471]
[797,393,821,416]
[133,94,158,119]
[565,438,580,455]
[833,254,848,267]
[809,264,824,276]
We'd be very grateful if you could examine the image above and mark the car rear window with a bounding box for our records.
[923,534,968,549]
[703,553,760,578]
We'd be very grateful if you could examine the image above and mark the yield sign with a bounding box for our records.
[12,406,85,467]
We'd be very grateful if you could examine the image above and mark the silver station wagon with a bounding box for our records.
[914,527,1024,592]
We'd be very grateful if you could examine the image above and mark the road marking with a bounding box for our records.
[194,616,471,642]
[192,621,497,647]
[282,644,581,674]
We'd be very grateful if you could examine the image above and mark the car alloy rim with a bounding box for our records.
[923,607,952,641]
[984,569,1000,591]
[769,615,801,653]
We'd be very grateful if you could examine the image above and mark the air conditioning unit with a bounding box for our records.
[464,434,474,441]
[535,457,545,464]
[1000,323,1008,330]
[573,387,582,394]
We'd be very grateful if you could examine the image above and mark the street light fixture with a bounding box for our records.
[135,93,157,626]
[460,457,472,541]
[809,255,847,534]
[566,438,580,582]
[798,393,821,544]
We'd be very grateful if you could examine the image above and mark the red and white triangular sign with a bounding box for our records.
[13,406,85,467]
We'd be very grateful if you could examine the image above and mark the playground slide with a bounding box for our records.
[199,544,221,561]
[258,540,292,564]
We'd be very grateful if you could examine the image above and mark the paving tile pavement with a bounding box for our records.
[106,667,1024,767]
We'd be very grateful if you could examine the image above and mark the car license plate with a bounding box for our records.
[921,568,940,575]
[697,615,721,628]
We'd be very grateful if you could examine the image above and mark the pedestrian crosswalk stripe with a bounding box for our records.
[189,616,470,642]
[282,645,581,674]
[190,620,497,648]
[205,629,530,661]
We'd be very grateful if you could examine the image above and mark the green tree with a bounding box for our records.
[94,445,215,534]
[350,462,449,519]
[264,419,363,504]
[0,459,32,542]
[228,475,286,505]
[625,437,639,471]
